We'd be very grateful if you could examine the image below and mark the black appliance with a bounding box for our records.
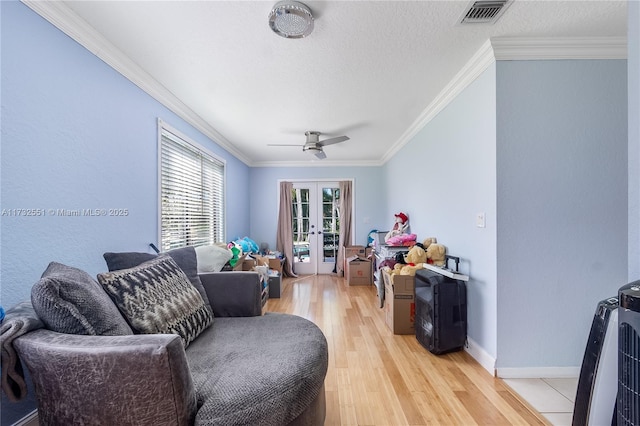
[414,268,466,355]
[572,296,618,426]
[618,280,640,426]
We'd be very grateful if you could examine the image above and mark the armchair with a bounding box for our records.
[3,269,328,425]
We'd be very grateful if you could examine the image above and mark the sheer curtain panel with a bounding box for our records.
[276,181,297,277]
[336,181,353,277]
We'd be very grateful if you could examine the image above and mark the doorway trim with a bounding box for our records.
[277,178,356,275]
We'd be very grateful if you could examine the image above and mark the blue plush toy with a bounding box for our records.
[234,236,260,253]
[0,305,5,322]
[367,229,378,247]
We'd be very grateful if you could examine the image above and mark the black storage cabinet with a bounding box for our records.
[414,269,467,355]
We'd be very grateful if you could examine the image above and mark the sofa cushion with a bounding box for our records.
[97,255,213,348]
[103,246,211,308]
[186,313,328,425]
[31,262,133,336]
[194,244,232,273]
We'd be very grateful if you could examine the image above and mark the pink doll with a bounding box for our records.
[384,212,410,242]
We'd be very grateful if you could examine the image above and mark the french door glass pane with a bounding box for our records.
[322,187,340,263]
[292,188,310,262]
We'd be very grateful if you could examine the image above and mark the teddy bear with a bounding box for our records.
[405,244,427,265]
[399,263,423,276]
[392,263,403,275]
[422,237,437,249]
[426,243,447,267]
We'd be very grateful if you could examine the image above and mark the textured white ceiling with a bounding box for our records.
[55,0,627,166]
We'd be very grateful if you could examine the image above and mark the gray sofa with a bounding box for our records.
[1,249,328,426]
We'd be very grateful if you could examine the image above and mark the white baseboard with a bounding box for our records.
[465,337,496,376]
[14,409,38,426]
[496,366,581,379]
[463,339,580,380]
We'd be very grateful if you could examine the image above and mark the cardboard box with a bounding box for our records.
[390,274,415,295]
[387,292,416,335]
[242,254,271,271]
[343,245,366,273]
[344,245,366,258]
[382,269,416,334]
[346,256,372,286]
[220,253,247,271]
[242,259,254,271]
[267,257,284,275]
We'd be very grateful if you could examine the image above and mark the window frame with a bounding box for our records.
[157,119,226,251]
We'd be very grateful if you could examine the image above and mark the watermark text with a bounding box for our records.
[1,208,129,217]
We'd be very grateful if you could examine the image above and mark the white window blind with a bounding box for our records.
[159,124,224,251]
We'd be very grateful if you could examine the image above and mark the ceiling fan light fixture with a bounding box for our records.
[266,130,347,161]
[268,1,314,39]
[302,144,325,159]
[303,144,320,154]
[304,146,326,160]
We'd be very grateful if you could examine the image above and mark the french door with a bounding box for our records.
[291,182,342,275]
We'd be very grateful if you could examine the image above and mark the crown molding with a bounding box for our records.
[21,0,252,166]
[381,39,496,164]
[250,159,384,168]
[20,1,627,169]
[491,36,627,60]
[380,36,626,165]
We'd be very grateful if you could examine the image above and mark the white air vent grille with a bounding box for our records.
[460,0,511,24]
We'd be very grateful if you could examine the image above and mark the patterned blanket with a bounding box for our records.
[0,301,43,401]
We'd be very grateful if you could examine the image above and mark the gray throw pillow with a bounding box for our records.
[97,255,214,348]
[103,246,211,308]
[31,262,133,335]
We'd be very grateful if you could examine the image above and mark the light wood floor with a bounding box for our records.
[264,274,549,426]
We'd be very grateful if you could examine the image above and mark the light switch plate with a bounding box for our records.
[476,212,486,228]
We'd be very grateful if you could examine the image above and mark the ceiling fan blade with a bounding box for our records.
[314,150,327,160]
[318,136,349,147]
[267,143,302,147]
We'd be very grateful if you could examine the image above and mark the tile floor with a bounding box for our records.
[503,377,578,426]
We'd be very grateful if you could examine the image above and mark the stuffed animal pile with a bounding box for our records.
[383,237,448,279]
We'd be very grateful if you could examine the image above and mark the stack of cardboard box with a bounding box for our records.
[342,245,365,271]
[342,245,372,286]
[382,269,415,335]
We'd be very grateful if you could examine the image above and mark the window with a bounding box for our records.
[158,120,225,251]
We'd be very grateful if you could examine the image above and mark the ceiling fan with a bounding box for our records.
[268,131,349,160]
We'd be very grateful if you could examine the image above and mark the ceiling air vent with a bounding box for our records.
[459,0,511,25]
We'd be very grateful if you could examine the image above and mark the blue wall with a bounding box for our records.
[248,166,386,249]
[385,58,629,372]
[1,1,250,311]
[384,64,498,360]
[496,59,628,369]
